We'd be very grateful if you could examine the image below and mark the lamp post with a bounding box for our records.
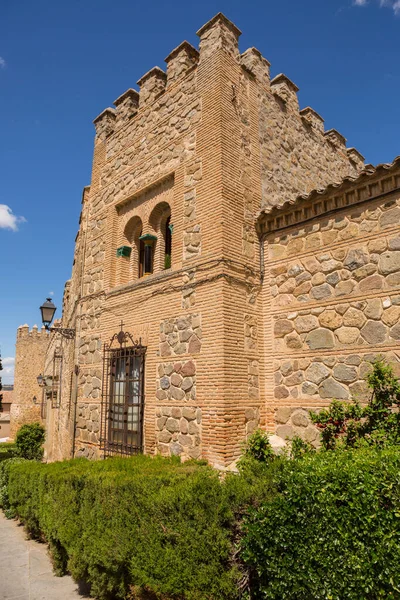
[39,298,75,339]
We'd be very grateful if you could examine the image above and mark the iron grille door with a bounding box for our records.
[101,330,145,457]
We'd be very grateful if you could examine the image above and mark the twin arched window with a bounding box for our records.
[117,203,172,285]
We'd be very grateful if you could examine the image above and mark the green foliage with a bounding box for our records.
[289,435,316,460]
[242,446,400,599]
[311,359,400,450]
[239,429,275,469]
[15,422,45,460]
[0,442,16,462]
[0,457,28,518]
[6,454,276,600]
[164,253,171,269]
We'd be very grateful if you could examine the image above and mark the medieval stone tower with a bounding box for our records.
[12,14,400,467]
[10,325,49,438]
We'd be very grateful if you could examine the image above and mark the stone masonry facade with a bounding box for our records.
[11,13,400,467]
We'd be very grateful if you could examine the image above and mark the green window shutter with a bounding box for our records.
[116,246,132,258]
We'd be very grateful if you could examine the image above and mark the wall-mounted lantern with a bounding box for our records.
[39,298,75,339]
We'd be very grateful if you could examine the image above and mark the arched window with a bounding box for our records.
[148,202,172,273]
[117,216,143,285]
[165,215,172,269]
[139,234,145,278]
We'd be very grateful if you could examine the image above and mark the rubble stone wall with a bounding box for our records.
[261,174,400,445]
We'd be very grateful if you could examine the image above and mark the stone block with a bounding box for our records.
[319,378,349,399]
[306,328,335,350]
[276,425,295,440]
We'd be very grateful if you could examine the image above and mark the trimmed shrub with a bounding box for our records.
[7,455,276,599]
[241,446,400,599]
[0,442,16,462]
[15,422,45,460]
[0,457,28,518]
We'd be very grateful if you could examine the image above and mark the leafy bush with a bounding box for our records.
[241,446,400,599]
[239,429,275,470]
[0,457,27,518]
[7,454,276,599]
[0,442,16,462]
[15,422,45,460]
[311,359,400,450]
[289,435,315,459]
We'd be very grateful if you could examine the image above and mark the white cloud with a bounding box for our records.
[0,204,26,231]
[354,0,400,12]
[49,291,54,296]
[0,57,5,69]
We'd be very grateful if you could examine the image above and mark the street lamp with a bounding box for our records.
[40,298,56,328]
[39,298,75,339]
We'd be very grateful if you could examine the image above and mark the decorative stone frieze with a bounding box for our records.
[156,406,202,459]
[159,314,202,357]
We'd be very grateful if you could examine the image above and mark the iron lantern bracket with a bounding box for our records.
[46,325,76,340]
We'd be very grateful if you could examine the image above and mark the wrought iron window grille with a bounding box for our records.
[100,324,146,458]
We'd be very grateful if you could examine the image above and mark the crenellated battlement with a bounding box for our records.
[91,12,364,175]
[113,89,139,128]
[299,107,325,133]
[17,324,48,339]
[165,41,199,87]
[271,73,300,110]
[240,48,271,87]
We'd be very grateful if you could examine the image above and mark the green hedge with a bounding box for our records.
[242,447,400,600]
[7,455,276,600]
[0,457,27,517]
[0,442,16,462]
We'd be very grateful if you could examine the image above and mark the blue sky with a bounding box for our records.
[0,0,399,383]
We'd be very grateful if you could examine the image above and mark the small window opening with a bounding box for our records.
[165,216,172,269]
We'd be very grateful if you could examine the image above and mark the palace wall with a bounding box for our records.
[259,161,400,443]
